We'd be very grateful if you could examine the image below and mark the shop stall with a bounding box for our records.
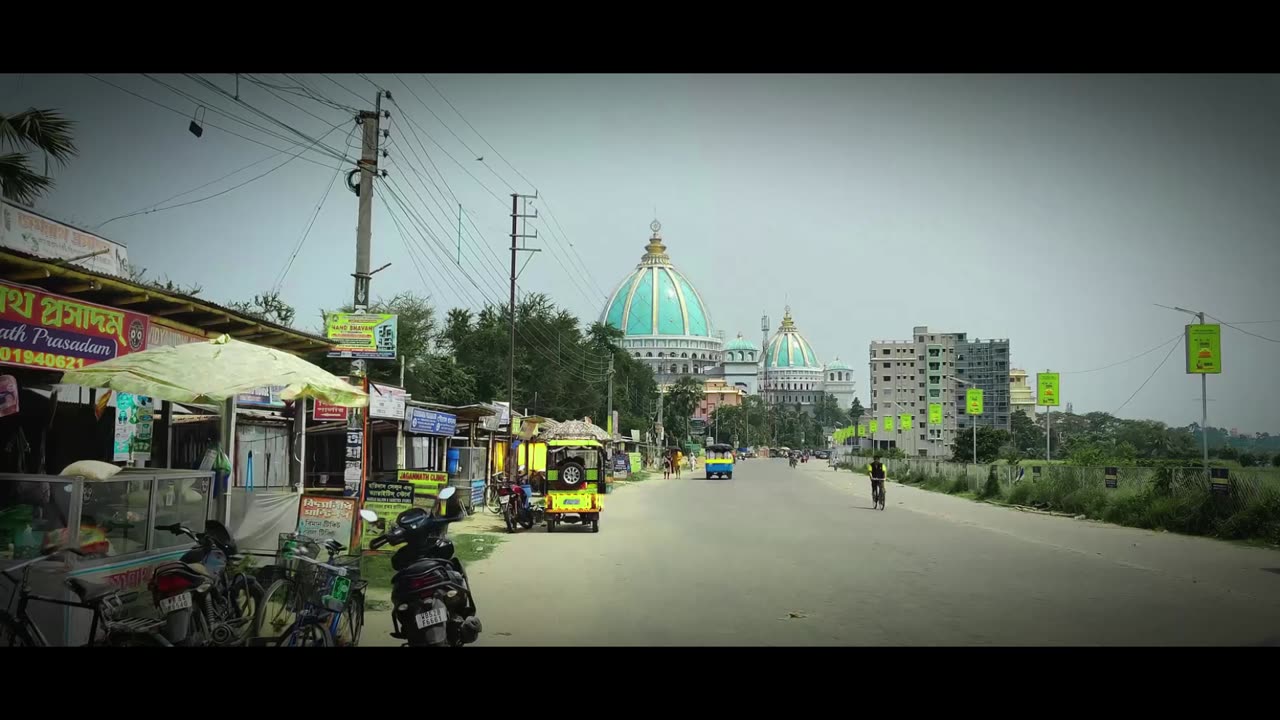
[0,467,214,645]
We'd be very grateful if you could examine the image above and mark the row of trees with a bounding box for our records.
[949,410,1280,467]
[295,291,658,437]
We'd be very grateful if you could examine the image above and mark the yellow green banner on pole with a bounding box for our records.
[870,419,879,434]
[884,416,894,432]
[1037,372,1060,407]
[900,414,912,430]
[1185,324,1222,374]
[928,403,943,425]
[966,388,984,415]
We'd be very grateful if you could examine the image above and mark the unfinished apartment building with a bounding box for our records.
[868,326,965,458]
[954,337,1012,432]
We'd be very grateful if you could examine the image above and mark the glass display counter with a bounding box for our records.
[0,468,215,646]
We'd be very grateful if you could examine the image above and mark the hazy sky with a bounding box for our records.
[4,74,1278,432]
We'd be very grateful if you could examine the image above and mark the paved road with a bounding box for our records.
[454,458,1280,646]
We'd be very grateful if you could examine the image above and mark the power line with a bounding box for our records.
[376,109,609,365]
[379,178,609,374]
[1112,339,1181,416]
[96,122,348,226]
[183,73,353,163]
[420,74,538,192]
[1206,313,1280,344]
[142,73,352,165]
[86,74,344,171]
[384,95,508,207]
[391,74,516,193]
[379,181,607,380]
[1060,333,1183,374]
[401,76,605,302]
[272,125,356,293]
[319,74,371,106]
[95,142,305,229]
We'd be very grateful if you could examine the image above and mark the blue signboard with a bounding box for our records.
[407,407,457,436]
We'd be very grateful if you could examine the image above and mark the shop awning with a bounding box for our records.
[0,248,330,355]
[62,334,367,407]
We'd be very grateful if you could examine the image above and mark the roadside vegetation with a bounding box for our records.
[835,455,1280,544]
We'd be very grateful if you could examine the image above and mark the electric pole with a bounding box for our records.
[508,192,539,475]
[606,354,615,439]
[345,91,387,501]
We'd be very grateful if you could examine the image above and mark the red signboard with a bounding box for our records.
[0,281,149,372]
[313,399,348,421]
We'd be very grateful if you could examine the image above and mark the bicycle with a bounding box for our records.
[253,534,364,647]
[1,546,170,647]
[871,479,886,510]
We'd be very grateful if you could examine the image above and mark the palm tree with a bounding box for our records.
[0,108,78,205]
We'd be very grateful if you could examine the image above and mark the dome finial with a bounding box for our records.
[643,219,669,263]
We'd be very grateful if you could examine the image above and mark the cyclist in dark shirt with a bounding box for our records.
[868,455,887,510]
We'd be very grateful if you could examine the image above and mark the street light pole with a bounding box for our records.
[1157,304,1211,477]
[953,376,978,464]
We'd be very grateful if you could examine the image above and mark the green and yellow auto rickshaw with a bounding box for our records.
[705,443,735,479]
[543,438,606,533]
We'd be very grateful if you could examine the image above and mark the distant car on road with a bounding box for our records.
[814,450,830,460]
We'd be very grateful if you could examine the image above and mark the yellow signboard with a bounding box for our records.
[325,312,398,360]
[870,419,879,434]
[900,414,912,430]
[1185,324,1222,374]
[397,469,447,508]
[966,388,984,415]
[928,403,943,426]
[884,416,894,432]
[1037,372,1060,407]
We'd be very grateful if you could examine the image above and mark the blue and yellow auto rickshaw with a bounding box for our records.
[705,443,734,479]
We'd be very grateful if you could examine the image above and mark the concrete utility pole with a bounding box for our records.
[508,192,539,475]
[606,354,615,438]
[348,92,384,502]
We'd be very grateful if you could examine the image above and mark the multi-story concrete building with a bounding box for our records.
[1009,368,1036,422]
[694,377,745,423]
[868,326,965,458]
[954,337,1012,432]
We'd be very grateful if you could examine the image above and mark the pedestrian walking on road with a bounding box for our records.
[663,456,672,479]
[674,452,683,479]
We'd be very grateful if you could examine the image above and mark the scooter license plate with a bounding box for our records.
[499,495,510,505]
[159,592,192,613]
[415,607,448,629]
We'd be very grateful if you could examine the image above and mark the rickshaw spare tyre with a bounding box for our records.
[558,459,586,487]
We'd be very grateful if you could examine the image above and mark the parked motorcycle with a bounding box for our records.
[497,473,540,533]
[148,521,263,647]
[366,487,482,647]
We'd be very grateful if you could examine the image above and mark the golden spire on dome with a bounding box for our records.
[641,219,670,265]
[779,305,797,331]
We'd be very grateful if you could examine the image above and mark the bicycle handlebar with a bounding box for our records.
[287,552,347,577]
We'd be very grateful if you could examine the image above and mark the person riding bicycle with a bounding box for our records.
[868,454,887,509]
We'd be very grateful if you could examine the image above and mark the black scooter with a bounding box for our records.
[366,487,482,647]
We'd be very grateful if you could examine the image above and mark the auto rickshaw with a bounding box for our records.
[705,443,735,479]
[543,438,605,533]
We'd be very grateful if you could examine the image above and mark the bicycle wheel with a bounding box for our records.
[484,484,502,514]
[0,614,37,647]
[283,618,334,647]
[254,578,299,638]
[334,590,364,647]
